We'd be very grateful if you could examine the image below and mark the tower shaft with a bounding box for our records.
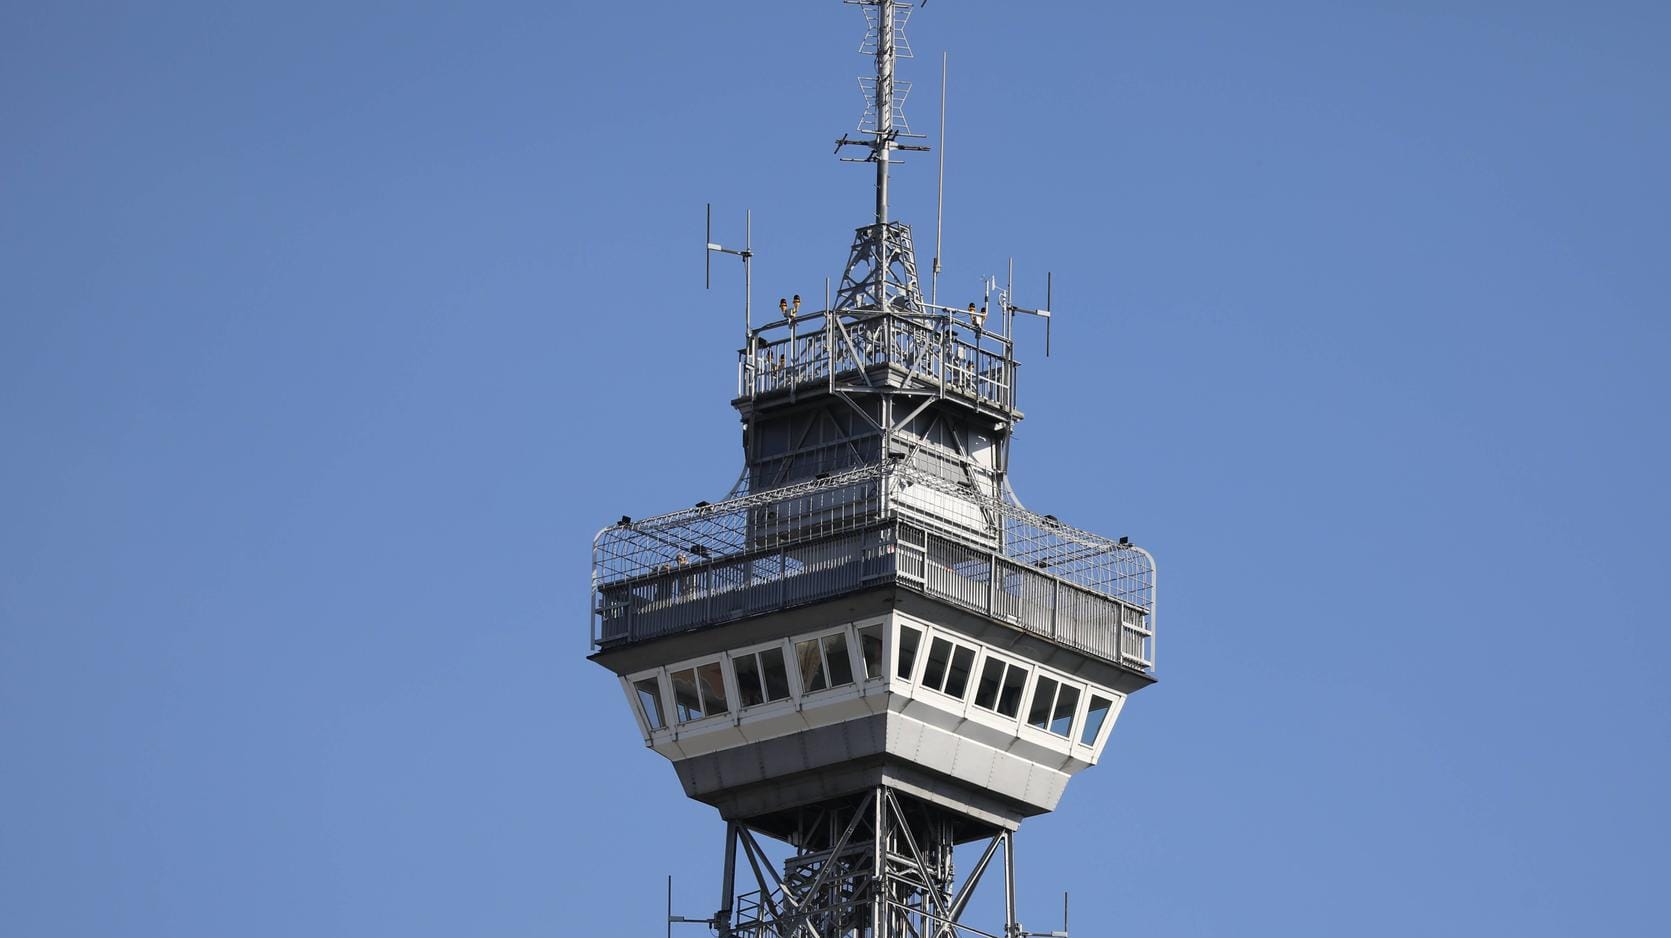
[716,787,1019,938]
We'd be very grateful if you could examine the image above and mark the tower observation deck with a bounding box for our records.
[589,4,1158,937]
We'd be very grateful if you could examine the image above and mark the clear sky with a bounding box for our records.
[2,1,1667,935]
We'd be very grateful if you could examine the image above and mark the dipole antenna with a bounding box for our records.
[706,203,754,343]
[1008,270,1055,357]
[931,50,948,306]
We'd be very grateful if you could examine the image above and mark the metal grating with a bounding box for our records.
[592,463,1156,671]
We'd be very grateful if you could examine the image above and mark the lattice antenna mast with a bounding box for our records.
[836,0,929,312]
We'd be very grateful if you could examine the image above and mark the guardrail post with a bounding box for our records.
[1050,577,1059,640]
[988,554,997,616]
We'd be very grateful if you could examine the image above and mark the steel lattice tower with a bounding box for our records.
[590,5,1158,936]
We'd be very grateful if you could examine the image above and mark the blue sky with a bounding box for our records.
[2,1,1667,935]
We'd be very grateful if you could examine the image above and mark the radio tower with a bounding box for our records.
[590,5,1158,937]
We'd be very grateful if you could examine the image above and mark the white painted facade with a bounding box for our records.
[616,610,1127,815]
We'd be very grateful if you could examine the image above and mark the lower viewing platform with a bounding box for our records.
[592,467,1155,675]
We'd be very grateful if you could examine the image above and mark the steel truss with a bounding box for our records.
[836,222,927,315]
[711,788,1023,938]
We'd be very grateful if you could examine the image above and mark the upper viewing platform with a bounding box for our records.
[591,463,1156,678]
[736,305,1019,422]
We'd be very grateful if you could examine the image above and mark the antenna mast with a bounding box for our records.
[836,0,928,314]
[931,51,947,306]
[851,0,905,227]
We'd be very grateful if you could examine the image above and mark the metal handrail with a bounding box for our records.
[737,309,1014,411]
[592,518,1154,673]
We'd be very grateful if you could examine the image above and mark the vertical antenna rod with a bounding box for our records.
[931,51,948,307]
[873,0,895,229]
[745,209,753,334]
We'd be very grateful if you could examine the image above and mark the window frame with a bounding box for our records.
[623,668,673,737]
[855,621,888,684]
[1020,667,1089,742]
[893,622,927,685]
[1075,690,1123,750]
[728,639,796,711]
[790,625,864,699]
[664,654,736,726]
[915,631,981,703]
[969,649,1031,721]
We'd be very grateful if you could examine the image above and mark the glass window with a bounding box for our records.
[1028,676,1059,730]
[668,662,731,724]
[858,625,884,680]
[1081,695,1113,746]
[760,649,791,702]
[974,659,1006,711]
[696,661,729,714]
[734,654,765,708]
[634,678,666,731]
[1050,684,1079,737]
[945,646,976,700]
[730,649,793,709]
[671,668,705,723]
[897,626,922,679]
[922,637,952,690]
[998,664,1028,717]
[823,633,854,687]
[796,639,827,693]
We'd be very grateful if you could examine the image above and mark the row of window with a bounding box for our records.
[628,620,1116,750]
[895,624,1115,747]
[632,625,885,732]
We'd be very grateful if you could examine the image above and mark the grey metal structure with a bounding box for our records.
[590,5,1157,936]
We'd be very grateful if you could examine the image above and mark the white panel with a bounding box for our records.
[986,750,1031,795]
[736,703,810,745]
[951,740,997,787]
[670,721,748,758]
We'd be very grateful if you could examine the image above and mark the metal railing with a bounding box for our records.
[593,467,1156,674]
[737,310,1014,413]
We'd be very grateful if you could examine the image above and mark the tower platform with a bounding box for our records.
[591,463,1154,838]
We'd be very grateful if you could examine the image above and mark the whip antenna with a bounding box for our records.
[931,51,948,306]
